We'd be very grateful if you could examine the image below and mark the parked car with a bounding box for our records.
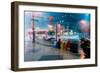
[43,34,56,41]
[43,31,56,40]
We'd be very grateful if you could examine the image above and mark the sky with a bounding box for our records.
[24,11,90,31]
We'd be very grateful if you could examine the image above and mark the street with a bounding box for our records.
[24,37,80,61]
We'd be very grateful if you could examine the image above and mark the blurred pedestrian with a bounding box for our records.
[57,39,61,49]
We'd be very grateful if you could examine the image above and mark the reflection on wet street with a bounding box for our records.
[24,38,80,61]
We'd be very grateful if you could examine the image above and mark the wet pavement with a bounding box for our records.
[24,38,80,61]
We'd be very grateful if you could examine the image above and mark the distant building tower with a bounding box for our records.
[48,16,55,35]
